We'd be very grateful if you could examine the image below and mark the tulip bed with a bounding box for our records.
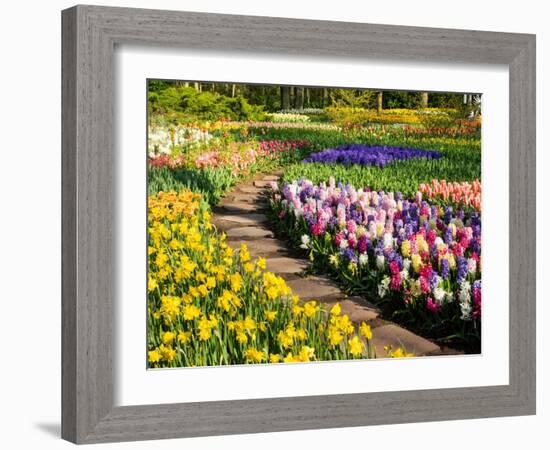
[419,179,481,211]
[268,179,481,350]
[147,190,376,367]
[148,138,311,205]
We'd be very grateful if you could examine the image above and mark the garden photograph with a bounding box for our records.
[146,80,482,368]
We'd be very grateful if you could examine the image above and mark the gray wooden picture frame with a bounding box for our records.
[61,4,536,444]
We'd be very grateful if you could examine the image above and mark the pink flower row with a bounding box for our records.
[418,179,481,211]
[257,140,310,156]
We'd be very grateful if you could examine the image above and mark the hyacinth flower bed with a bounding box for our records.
[269,178,481,350]
[302,144,442,167]
[147,190,376,367]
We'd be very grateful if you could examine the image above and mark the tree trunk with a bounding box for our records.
[231,84,236,97]
[294,86,304,109]
[281,86,291,110]
[323,88,329,107]
[377,92,383,114]
[421,92,429,108]
[306,88,310,107]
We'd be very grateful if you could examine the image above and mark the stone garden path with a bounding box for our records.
[212,171,458,358]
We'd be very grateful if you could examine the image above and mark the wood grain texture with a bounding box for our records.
[61,4,536,444]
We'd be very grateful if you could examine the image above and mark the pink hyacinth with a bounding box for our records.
[389,261,400,275]
[419,276,431,294]
[311,222,325,236]
[390,273,401,290]
[426,297,441,313]
[358,235,368,254]
[347,220,357,233]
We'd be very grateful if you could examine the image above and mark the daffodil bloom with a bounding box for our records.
[283,352,300,363]
[245,348,265,363]
[348,336,364,357]
[360,322,372,340]
[328,327,343,346]
[303,301,319,318]
[386,346,414,358]
[256,257,266,270]
[298,346,315,362]
[148,276,158,292]
[230,273,243,292]
[159,344,177,362]
[161,331,176,345]
[148,349,161,364]
[177,330,192,344]
[183,305,201,321]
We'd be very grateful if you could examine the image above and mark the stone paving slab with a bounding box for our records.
[286,276,343,300]
[219,202,266,213]
[239,186,264,194]
[371,324,440,357]
[265,257,308,275]
[253,180,272,188]
[262,175,280,181]
[231,194,267,203]
[214,213,268,225]
[225,227,274,239]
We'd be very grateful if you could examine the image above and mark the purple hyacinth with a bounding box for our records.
[456,256,468,283]
[440,258,450,279]
[302,144,442,167]
[444,227,453,245]
[342,248,357,262]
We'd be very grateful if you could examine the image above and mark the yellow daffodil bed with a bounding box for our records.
[147,190,376,368]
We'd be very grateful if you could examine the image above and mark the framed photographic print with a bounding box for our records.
[61,5,536,444]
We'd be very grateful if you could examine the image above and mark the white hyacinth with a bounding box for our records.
[378,276,390,298]
[376,255,385,270]
[383,232,394,249]
[433,287,446,303]
[300,235,311,249]
[459,281,472,320]
[359,254,369,266]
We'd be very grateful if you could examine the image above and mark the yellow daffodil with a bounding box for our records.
[360,322,372,340]
[348,336,364,357]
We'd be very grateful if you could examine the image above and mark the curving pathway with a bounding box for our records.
[212,171,459,358]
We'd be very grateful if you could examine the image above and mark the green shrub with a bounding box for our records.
[148,86,266,122]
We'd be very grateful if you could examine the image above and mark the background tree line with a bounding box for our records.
[148,80,471,116]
